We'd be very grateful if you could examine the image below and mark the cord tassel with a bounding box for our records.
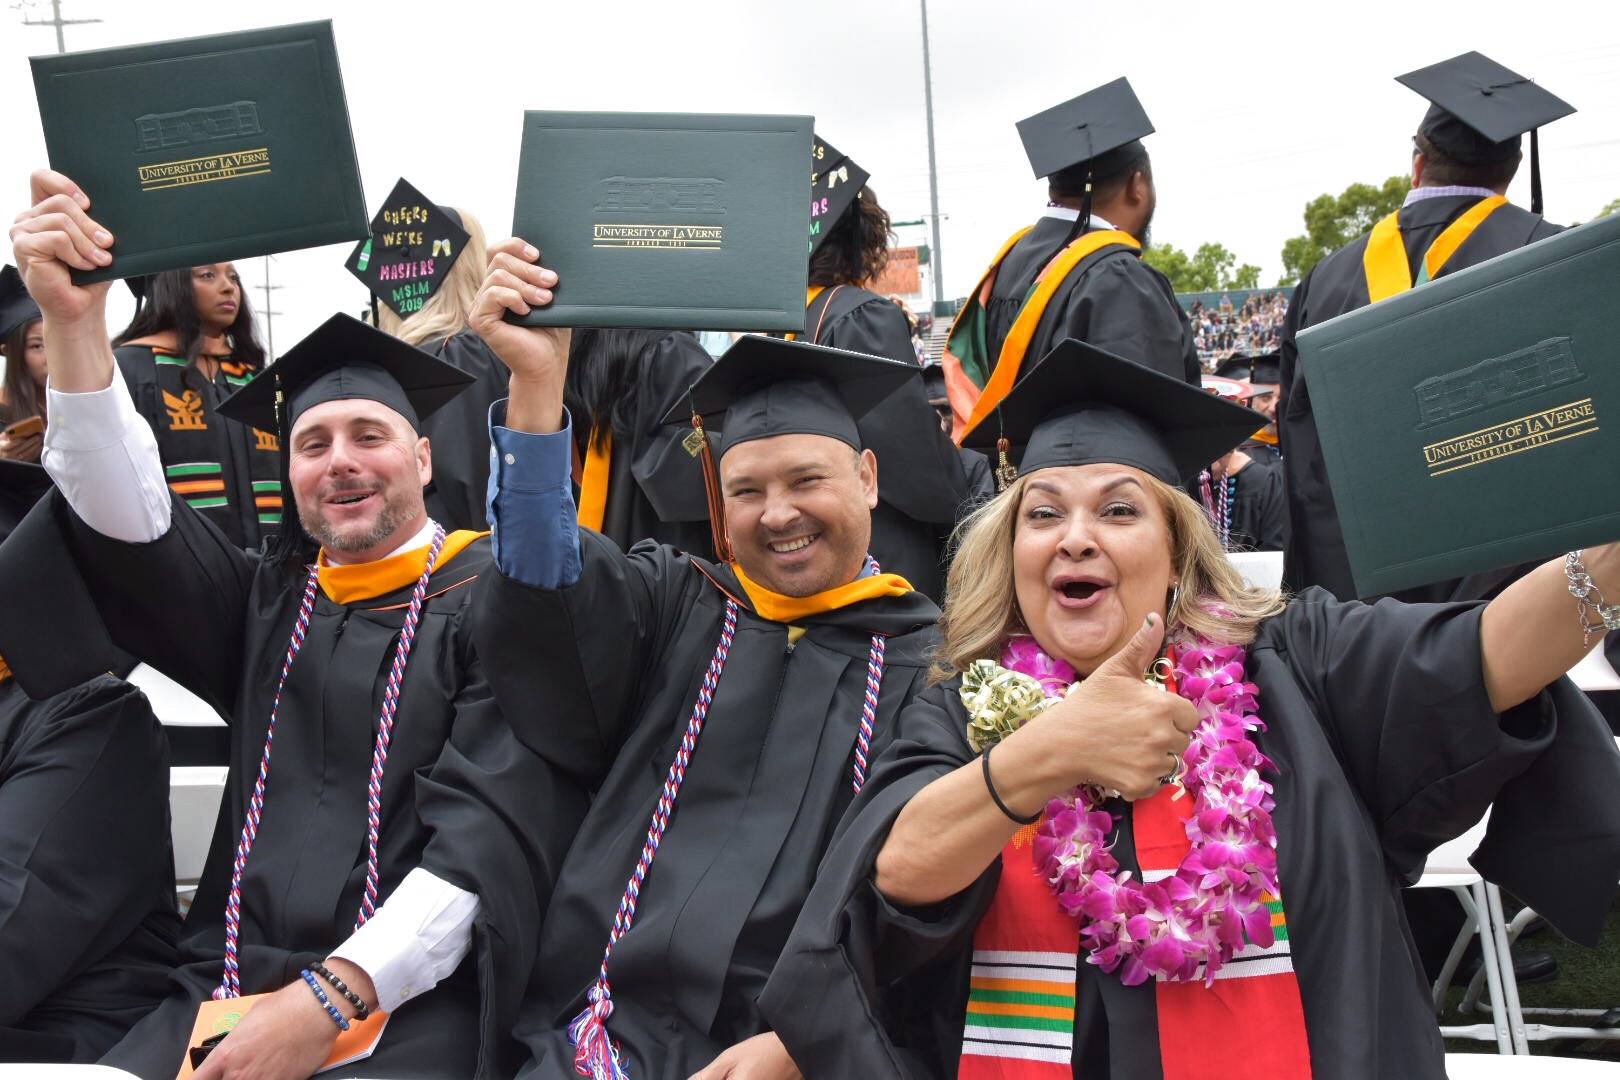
[692,412,731,563]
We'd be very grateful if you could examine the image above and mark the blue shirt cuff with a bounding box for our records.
[486,400,582,588]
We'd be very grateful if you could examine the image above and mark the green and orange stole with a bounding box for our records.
[960,791,1312,1079]
[941,227,1141,442]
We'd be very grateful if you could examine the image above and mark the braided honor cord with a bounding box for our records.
[851,633,886,794]
[570,598,740,1079]
[214,523,447,999]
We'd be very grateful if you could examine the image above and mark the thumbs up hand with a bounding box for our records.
[1031,615,1203,801]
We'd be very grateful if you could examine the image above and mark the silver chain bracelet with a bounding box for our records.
[1564,550,1620,647]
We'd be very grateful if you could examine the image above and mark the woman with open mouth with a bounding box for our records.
[760,340,1620,1080]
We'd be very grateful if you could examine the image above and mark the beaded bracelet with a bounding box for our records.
[301,969,351,1032]
[310,960,371,1020]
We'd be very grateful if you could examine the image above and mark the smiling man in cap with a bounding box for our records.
[1,169,583,1078]
[466,238,947,1077]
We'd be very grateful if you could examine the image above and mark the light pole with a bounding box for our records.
[18,0,101,53]
[919,0,946,313]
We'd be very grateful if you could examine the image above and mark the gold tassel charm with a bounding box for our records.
[994,436,1017,492]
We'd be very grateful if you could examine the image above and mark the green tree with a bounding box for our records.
[1599,197,1620,218]
[1141,241,1262,292]
[1278,175,1412,285]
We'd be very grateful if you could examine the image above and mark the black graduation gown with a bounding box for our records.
[420,330,510,532]
[804,287,992,599]
[115,344,282,551]
[984,217,1201,386]
[1225,456,1287,552]
[761,590,1620,1079]
[0,495,586,1079]
[470,532,943,1077]
[577,330,717,559]
[1279,196,1563,601]
[0,675,178,1064]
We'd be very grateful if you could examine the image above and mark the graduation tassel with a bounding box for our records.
[684,397,732,563]
[1059,169,1095,250]
[1529,128,1544,216]
[993,408,1017,492]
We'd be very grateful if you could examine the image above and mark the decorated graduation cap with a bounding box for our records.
[0,265,42,339]
[344,178,470,319]
[1017,76,1154,244]
[1202,374,1260,402]
[1213,351,1280,387]
[809,135,872,256]
[962,338,1263,489]
[659,334,917,560]
[217,312,474,435]
[1397,51,1574,215]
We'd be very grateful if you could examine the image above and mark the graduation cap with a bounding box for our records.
[1017,77,1154,245]
[809,135,872,255]
[961,338,1263,487]
[660,335,918,561]
[344,178,470,319]
[1397,51,1574,215]
[1202,374,1259,402]
[665,335,916,458]
[0,266,42,340]
[1213,351,1280,387]
[217,312,474,435]
[0,460,53,544]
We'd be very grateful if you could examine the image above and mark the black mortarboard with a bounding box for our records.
[661,335,916,458]
[1017,77,1154,180]
[0,460,53,543]
[0,266,42,340]
[125,274,150,310]
[344,178,470,319]
[961,339,1263,485]
[1397,52,1574,214]
[1213,351,1279,387]
[216,312,474,435]
[809,135,871,256]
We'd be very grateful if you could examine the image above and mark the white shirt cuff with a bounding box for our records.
[328,867,480,1013]
[40,371,171,542]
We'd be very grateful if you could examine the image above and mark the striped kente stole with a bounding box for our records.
[961,787,1312,1078]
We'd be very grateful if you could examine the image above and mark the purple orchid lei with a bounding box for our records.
[997,634,1282,987]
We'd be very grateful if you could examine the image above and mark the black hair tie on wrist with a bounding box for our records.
[310,959,371,1020]
[983,743,1040,825]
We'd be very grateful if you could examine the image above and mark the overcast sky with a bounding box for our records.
[4,0,1617,353]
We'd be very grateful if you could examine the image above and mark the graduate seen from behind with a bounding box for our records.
[2,170,584,1079]
[1281,50,1574,603]
[941,77,1201,441]
[761,341,1620,1079]
[468,239,944,1078]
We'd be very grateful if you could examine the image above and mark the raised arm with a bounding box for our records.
[1480,543,1620,712]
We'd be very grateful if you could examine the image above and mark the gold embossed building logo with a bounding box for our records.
[593,176,725,250]
[1417,337,1597,477]
[134,101,271,192]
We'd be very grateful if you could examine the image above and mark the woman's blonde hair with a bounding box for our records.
[933,469,1285,681]
[377,207,489,347]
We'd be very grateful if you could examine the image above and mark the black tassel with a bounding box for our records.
[1060,170,1094,249]
[1529,128,1543,216]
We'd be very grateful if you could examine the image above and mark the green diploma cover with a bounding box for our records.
[31,20,367,284]
[508,111,812,331]
[1299,211,1620,597]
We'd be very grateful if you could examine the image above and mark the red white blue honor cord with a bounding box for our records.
[214,523,447,999]
[570,598,888,1078]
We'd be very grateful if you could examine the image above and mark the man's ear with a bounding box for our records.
[859,447,879,510]
[1412,153,1426,188]
[417,435,433,486]
[1129,170,1151,208]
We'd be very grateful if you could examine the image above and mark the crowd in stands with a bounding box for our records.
[1189,289,1290,367]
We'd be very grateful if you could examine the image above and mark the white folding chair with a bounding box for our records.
[1226,549,1284,591]
[1416,812,1525,1053]
[169,765,227,910]
[1446,1052,1620,1077]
